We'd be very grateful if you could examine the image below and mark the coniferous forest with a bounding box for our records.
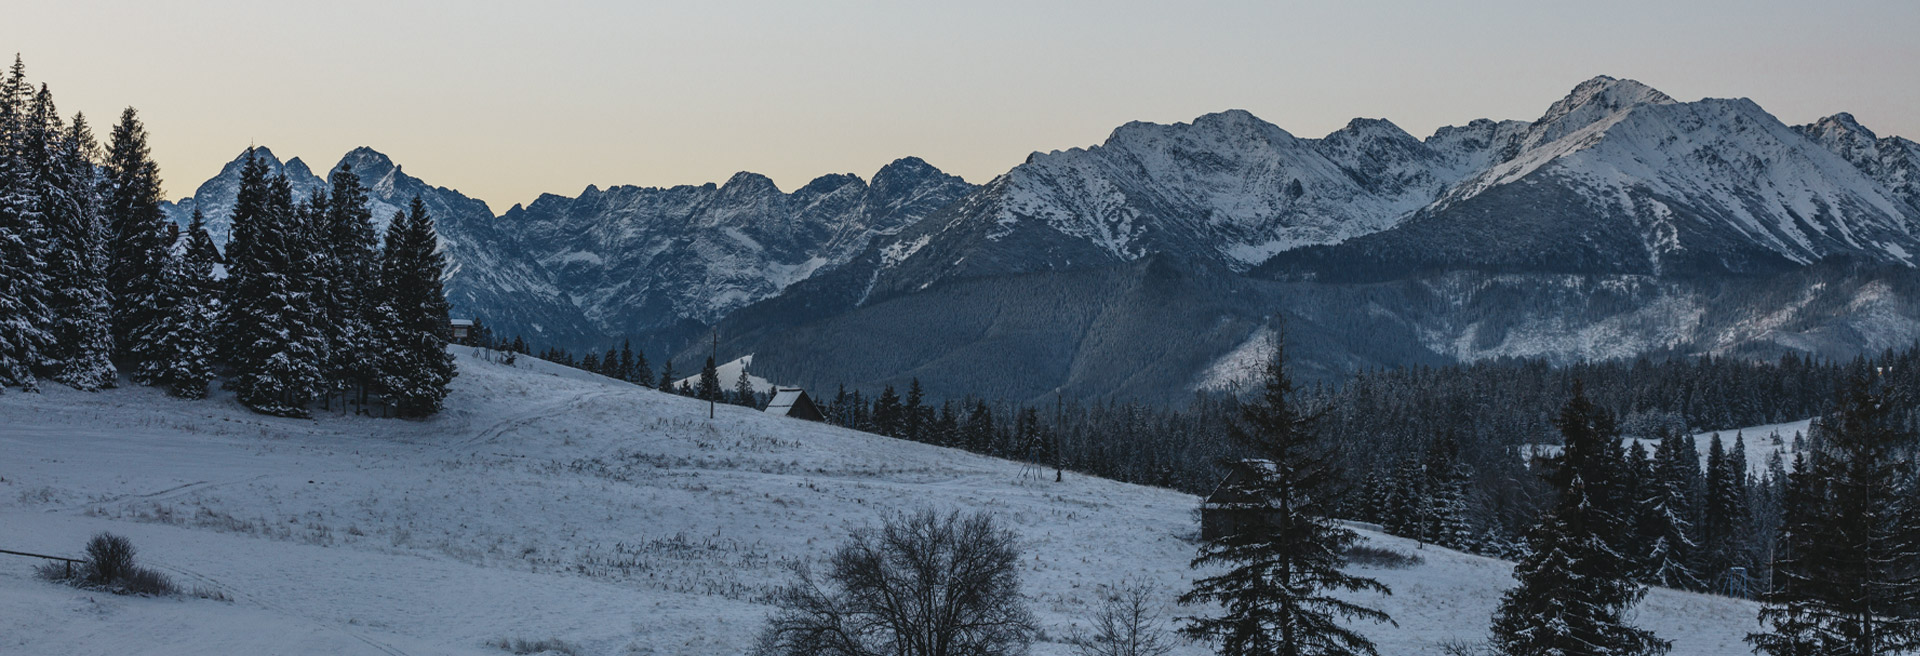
[0,56,454,417]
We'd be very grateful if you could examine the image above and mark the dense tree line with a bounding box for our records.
[0,57,454,416]
[775,341,1920,600]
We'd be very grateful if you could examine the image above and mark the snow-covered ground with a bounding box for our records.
[1,348,1761,655]
[674,354,776,396]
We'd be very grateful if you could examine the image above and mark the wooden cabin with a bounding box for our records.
[1200,459,1276,541]
[764,388,825,422]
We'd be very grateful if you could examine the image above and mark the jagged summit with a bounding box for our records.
[1518,75,1677,151]
[335,146,396,174]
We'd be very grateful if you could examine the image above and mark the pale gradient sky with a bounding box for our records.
[6,0,1917,212]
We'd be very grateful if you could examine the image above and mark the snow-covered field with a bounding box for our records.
[1528,419,1816,477]
[1,349,1761,655]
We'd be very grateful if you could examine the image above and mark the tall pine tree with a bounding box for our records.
[320,165,381,409]
[0,55,53,391]
[1638,430,1701,590]
[143,211,219,398]
[102,106,169,368]
[373,197,456,417]
[1179,337,1393,656]
[1490,383,1668,656]
[221,154,325,416]
[44,109,115,390]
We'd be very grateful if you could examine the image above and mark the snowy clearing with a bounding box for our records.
[0,348,1760,655]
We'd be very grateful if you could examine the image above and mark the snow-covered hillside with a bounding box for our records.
[1,350,1763,655]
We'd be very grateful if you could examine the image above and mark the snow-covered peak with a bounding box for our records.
[1797,113,1920,211]
[1520,76,1676,152]
[332,146,398,183]
[794,173,864,198]
[1102,109,1301,154]
[719,171,782,197]
[161,146,328,246]
[1539,76,1676,126]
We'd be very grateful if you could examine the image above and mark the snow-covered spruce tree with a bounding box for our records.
[372,197,455,417]
[43,110,115,390]
[1381,457,1425,540]
[1750,376,1920,656]
[1638,429,1701,590]
[221,155,325,416]
[0,56,54,391]
[1699,433,1751,593]
[141,210,218,398]
[1489,382,1668,656]
[319,165,380,409]
[1749,451,1823,656]
[101,106,170,367]
[1421,434,1476,551]
[1179,337,1392,656]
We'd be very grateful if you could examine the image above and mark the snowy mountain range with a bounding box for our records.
[163,76,1920,403]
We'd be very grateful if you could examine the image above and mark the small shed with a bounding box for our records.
[1200,459,1277,541]
[764,388,824,422]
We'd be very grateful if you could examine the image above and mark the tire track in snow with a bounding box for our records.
[55,474,277,515]
[447,388,619,453]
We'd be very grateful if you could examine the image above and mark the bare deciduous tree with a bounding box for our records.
[1071,580,1175,656]
[754,510,1037,656]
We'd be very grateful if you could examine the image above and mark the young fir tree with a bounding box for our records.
[1179,338,1392,656]
[101,106,170,367]
[1489,383,1668,656]
[0,56,53,391]
[873,385,903,437]
[617,341,635,382]
[373,197,456,417]
[221,160,326,416]
[631,349,652,389]
[904,378,926,441]
[1750,377,1920,656]
[733,366,755,407]
[697,355,721,402]
[143,212,218,398]
[319,165,380,408]
[656,360,675,393]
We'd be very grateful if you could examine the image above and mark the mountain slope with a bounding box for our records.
[1262,76,1920,281]
[494,157,973,342]
[164,147,604,347]
[847,109,1487,303]
[0,348,1764,655]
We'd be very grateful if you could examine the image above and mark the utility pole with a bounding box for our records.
[709,329,718,420]
[1054,390,1063,483]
